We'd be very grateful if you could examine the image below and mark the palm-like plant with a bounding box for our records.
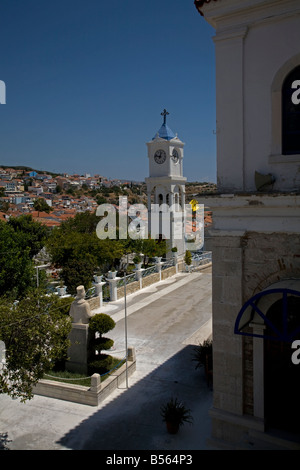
[160,398,193,434]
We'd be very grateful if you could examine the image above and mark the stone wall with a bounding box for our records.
[141,272,160,288]
[117,280,140,299]
[116,268,175,300]
[34,351,136,406]
[207,228,300,443]
[207,234,244,416]
[87,297,101,310]
[242,231,300,298]
[162,266,176,280]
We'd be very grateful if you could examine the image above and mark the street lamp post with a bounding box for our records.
[123,252,129,389]
[36,264,50,289]
[124,269,128,389]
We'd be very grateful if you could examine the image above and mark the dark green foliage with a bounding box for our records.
[0,221,35,299]
[0,293,72,401]
[46,211,127,285]
[184,250,192,266]
[88,313,116,373]
[60,257,95,295]
[89,313,116,337]
[33,198,53,213]
[160,398,193,427]
[93,337,114,353]
[88,355,114,375]
[133,255,142,264]
[7,214,49,258]
[192,339,213,370]
[0,215,49,299]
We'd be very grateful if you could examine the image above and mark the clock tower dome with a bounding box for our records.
[145,109,187,255]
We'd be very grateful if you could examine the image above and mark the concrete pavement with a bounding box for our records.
[0,267,213,451]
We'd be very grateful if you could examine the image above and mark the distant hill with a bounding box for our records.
[0,165,61,177]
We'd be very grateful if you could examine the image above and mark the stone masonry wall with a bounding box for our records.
[208,230,300,425]
[242,231,300,299]
[161,266,176,280]
[208,234,244,416]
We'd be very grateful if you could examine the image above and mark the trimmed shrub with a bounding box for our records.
[88,355,114,375]
[89,313,116,337]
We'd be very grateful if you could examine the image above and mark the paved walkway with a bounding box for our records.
[0,267,213,451]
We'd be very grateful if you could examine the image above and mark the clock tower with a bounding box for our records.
[145,109,187,255]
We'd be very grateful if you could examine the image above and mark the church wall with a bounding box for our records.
[199,0,300,449]
[243,14,300,192]
[206,220,300,445]
[212,2,300,193]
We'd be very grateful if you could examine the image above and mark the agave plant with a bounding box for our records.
[160,397,193,434]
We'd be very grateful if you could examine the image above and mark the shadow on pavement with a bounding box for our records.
[57,345,213,451]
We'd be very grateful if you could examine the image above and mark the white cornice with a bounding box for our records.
[201,0,300,33]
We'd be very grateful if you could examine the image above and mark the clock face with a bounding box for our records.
[172,148,179,163]
[154,149,166,164]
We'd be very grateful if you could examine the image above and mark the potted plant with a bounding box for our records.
[160,397,193,434]
[93,271,103,283]
[108,267,117,279]
[56,280,67,296]
[184,250,192,271]
[133,255,142,270]
[192,339,213,387]
[171,247,178,259]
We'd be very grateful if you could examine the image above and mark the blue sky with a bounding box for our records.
[0,0,216,183]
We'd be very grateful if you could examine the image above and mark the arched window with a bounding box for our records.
[282,65,300,155]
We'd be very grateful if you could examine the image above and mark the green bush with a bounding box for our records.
[93,336,114,353]
[88,355,114,375]
[192,339,213,370]
[184,250,192,266]
[89,313,116,337]
[88,313,116,372]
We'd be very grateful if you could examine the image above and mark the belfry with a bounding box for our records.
[145,110,187,255]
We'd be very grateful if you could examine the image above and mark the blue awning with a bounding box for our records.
[234,281,300,342]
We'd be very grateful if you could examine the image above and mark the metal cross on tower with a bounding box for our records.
[161,108,169,125]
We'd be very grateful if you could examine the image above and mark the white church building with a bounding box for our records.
[195,0,300,449]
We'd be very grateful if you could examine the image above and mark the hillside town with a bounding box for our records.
[0,166,215,228]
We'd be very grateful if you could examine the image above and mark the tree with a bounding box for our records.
[129,237,166,267]
[0,201,9,212]
[61,258,95,295]
[0,292,72,401]
[88,313,116,374]
[185,250,192,266]
[0,221,36,299]
[7,214,49,258]
[89,313,116,354]
[0,215,49,299]
[46,212,127,283]
[33,198,53,214]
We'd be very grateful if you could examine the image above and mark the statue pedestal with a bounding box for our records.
[66,323,93,375]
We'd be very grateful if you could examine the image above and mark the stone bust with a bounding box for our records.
[69,285,93,324]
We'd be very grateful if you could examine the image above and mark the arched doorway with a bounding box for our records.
[234,280,300,436]
[264,295,300,434]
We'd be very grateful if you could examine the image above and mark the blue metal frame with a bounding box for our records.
[234,288,300,342]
